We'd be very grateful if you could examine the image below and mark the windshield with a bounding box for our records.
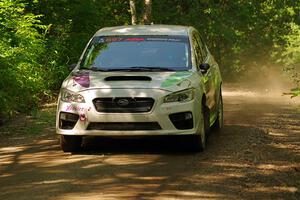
[80,35,191,71]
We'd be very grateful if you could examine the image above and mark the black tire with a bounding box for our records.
[60,135,83,152]
[214,90,223,131]
[191,104,210,152]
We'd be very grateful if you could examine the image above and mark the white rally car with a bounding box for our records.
[56,25,223,152]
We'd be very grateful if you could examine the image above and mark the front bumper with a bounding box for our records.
[56,88,202,136]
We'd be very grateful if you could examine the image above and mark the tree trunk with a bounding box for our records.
[129,0,137,25]
[142,0,152,25]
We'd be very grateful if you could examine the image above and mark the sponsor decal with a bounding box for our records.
[73,71,90,88]
[105,37,123,42]
[146,38,181,42]
[125,38,145,41]
[161,71,193,87]
[97,36,186,43]
[66,105,91,112]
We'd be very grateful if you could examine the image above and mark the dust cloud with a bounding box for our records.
[223,64,299,102]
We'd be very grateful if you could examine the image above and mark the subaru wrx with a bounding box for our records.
[56,25,223,152]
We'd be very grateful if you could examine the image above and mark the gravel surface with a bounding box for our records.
[0,86,299,200]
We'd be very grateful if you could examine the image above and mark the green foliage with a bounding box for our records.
[0,0,132,120]
[1,0,300,119]
[33,0,131,65]
[279,23,300,87]
[151,0,300,82]
[0,0,47,117]
[283,87,300,98]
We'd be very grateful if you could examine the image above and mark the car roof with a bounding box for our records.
[94,25,193,36]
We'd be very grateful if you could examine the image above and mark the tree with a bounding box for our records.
[128,0,152,25]
[129,0,137,25]
[142,0,152,24]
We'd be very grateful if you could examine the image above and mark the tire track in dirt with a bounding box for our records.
[0,86,299,199]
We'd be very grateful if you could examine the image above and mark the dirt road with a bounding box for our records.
[0,86,300,200]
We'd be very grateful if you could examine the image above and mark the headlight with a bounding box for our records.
[60,89,85,103]
[164,88,194,103]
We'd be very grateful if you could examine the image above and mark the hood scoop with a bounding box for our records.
[105,76,152,81]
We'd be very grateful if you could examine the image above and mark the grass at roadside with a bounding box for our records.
[0,106,56,136]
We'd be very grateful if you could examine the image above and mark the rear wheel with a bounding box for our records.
[60,135,83,152]
[191,104,210,152]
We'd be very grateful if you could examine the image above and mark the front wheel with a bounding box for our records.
[60,135,83,152]
[214,90,223,130]
[191,104,210,152]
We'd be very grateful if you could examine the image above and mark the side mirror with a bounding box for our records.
[69,63,77,71]
[199,63,210,74]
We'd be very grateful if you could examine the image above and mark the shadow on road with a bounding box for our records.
[80,135,213,155]
[0,91,299,199]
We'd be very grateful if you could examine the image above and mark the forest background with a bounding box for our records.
[0,0,299,120]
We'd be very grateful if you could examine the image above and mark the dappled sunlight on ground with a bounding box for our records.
[0,86,299,199]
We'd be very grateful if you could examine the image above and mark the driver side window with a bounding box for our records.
[194,32,207,61]
[192,34,204,67]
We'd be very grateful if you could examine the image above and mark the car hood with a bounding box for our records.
[62,70,195,92]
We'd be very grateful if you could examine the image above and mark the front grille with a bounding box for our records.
[87,122,161,131]
[93,97,154,113]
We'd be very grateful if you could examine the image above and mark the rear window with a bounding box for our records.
[80,35,191,71]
